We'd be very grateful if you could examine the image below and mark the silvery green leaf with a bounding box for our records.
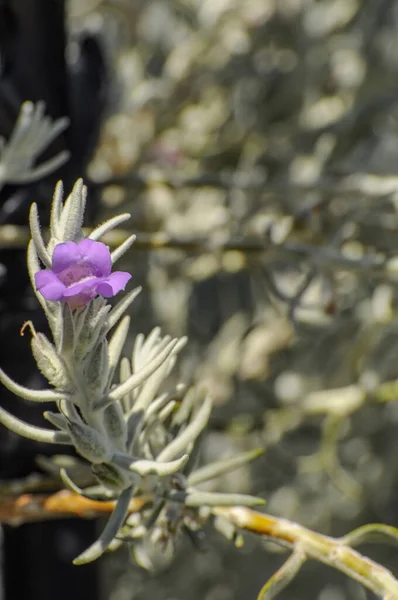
[73,485,134,564]
[130,540,156,572]
[131,408,173,459]
[131,332,145,369]
[66,420,112,463]
[11,101,68,158]
[0,101,69,189]
[83,340,109,396]
[58,178,86,243]
[111,233,136,265]
[50,180,64,239]
[91,462,134,491]
[132,337,187,415]
[0,405,70,444]
[73,303,89,341]
[125,512,142,530]
[130,534,175,573]
[155,401,176,424]
[0,366,68,402]
[170,386,196,428]
[170,490,265,507]
[59,304,76,354]
[74,304,96,357]
[157,395,213,462]
[105,338,180,407]
[35,454,83,475]
[213,515,240,543]
[132,360,172,415]
[60,468,87,495]
[119,357,133,413]
[75,298,110,359]
[27,240,60,333]
[43,411,69,431]
[29,203,51,267]
[113,452,189,478]
[58,397,81,422]
[143,389,180,422]
[107,316,130,388]
[103,403,127,450]
[52,316,68,355]
[59,468,107,500]
[107,538,123,552]
[106,287,142,331]
[34,455,94,493]
[27,237,42,280]
[175,428,203,478]
[89,213,131,241]
[144,499,166,530]
[126,410,144,451]
[130,415,167,459]
[31,332,71,390]
[13,150,69,185]
[188,448,264,486]
[256,550,306,600]
[132,328,162,372]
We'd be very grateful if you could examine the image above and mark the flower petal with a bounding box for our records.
[35,270,67,301]
[96,272,132,298]
[52,242,82,274]
[62,278,100,298]
[77,239,112,277]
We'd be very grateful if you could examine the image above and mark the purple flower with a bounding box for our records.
[35,239,131,308]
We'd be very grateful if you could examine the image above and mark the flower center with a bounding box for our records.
[58,263,95,287]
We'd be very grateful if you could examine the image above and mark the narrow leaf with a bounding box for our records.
[189,449,264,486]
[111,234,136,264]
[106,287,142,331]
[257,550,306,600]
[73,485,134,564]
[107,316,130,388]
[101,338,180,407]
[29,203,51,266]
[170,490,265,507]
[0,367,68,402]
[113,452,188,477]
[157,395,213,462]
[89,214,131,241]
[0,406,70,444]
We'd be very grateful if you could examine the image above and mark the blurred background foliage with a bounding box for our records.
[76,1,398,597]
[5,0,398,598]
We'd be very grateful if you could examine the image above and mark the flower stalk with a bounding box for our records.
[0,179,263,565]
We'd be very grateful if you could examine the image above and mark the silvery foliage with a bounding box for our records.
[0,180,263,567]
[0,101,69,190]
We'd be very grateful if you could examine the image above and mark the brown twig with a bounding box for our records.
[0,490,148,525]
[1,490,397,597]
[214,506,398,599]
